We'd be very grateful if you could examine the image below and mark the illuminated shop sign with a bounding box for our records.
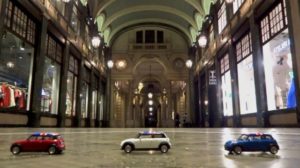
[209,70,217,85]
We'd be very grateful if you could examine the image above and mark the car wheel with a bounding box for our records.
[48,146,57,155]
[270,146,279,155]
[124,144,133,153]
[160,144,169,153]
[233,146,242,155]
[11,145,21,155]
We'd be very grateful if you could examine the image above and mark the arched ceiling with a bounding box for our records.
[88,0,216,45]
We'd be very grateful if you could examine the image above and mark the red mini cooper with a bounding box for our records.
[10,132,65,155]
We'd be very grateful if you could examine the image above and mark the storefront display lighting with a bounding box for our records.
[6,62,15,68]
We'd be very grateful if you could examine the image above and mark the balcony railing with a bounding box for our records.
[129,43,170,51]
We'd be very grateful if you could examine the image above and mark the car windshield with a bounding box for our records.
[238,135,248,140]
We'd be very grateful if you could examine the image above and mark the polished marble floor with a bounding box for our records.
[0,128,300,168]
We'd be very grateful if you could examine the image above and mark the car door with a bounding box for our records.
[241,135,256,151]
[152,134,163,149]
[135,134,152,149]
[24,135,42,151]
[41,135,53,151]
[34,135,45,151]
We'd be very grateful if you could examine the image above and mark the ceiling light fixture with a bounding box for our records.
[198,33,208,48]
[107,60,114,69]
[62,0,71,3]
[91,36,101,48]
[185,59,193,68]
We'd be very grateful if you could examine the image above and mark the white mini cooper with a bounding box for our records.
[120,131,172,153]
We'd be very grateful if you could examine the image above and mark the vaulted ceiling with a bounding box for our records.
[87,0,216,45]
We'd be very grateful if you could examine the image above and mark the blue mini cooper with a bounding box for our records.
[224,133,279,155]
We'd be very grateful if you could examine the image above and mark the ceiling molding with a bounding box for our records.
[93,0,116,17]
[101,5,197,31]
[108,18,192,45]
[185,0,205,16]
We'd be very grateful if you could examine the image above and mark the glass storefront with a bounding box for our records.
[220,54,233,116]
[80,66,90,118]
[263,29,295,110]
[236,33,257,114]
[41,35,62,114]
[92,90,97,120]
[0,32,34,111]
[260,1,295,110]
[41,57,61,114]
[237,56,257,114]
[66,55,78,116]
[80,82,89,118]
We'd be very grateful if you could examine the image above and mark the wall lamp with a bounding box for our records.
[198,32,208,48]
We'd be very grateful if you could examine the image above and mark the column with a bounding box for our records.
[228,43,241,127]
[86,69,94,127]
[96,75,101,127]
[57,41,70,127]
[27,16,48,127]
[188,68,195,125]
[74,59,84,127]
[215,56,224,127]
[250,14,268,127]
[126,81,133,127]
[0,0,8,54]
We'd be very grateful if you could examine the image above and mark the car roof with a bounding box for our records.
[139,131,165,135]
[242,133,272,136]
[32,132,60,136]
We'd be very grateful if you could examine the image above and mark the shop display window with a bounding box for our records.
[236,33,257,114]
[80,82,89,118]
[41,57,61,114]
[91,75,99,120]
[262,29,295,110]
[66,56,78,117]
[218,0,227,34]
[0,31,34,111]
[99,94,104,121]
[220,54,233,116]
[260,1,295,110]
[80,66,90,118]
[92,90,97,120]
[41,35,62,114]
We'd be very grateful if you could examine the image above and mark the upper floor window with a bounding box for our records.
[218,1,227,34]
[145,30,155,43]
[260,1,288,44]
[136,31,143,43]
[70,6,80,36]
[157,31,164,43]
[233,0,245,13]
[50,0,65,16]
[136,30,164,43]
